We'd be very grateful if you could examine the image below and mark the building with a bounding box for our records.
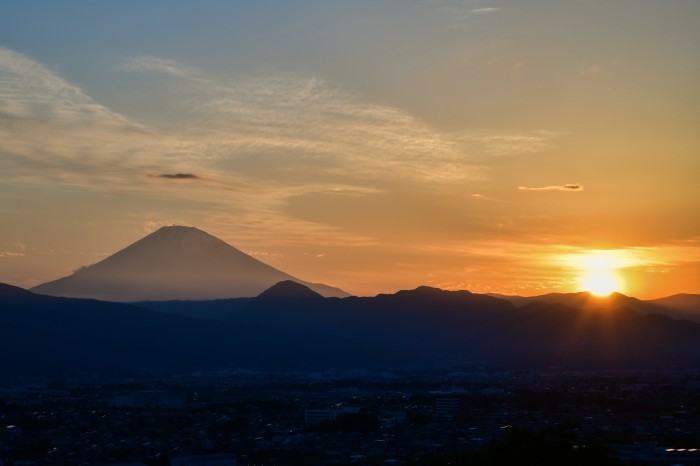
[431,390,469,418]
[304,406,361,425]
[171,454,237,466]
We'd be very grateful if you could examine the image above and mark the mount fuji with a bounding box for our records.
[31,226,349,301]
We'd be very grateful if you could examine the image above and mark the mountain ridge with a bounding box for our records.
[493,290,700,323]
[4,281,700,379]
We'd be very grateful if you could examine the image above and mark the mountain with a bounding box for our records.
[31,226,349,301]
[257,280,324,300]
[646,294,700,322]
[0,282,37,300]
[143,284,700,369]
[0,283,263,378]
[5,282,700,379]
[495,291,700,323]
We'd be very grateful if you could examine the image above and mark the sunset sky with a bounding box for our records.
[1,1,698,299]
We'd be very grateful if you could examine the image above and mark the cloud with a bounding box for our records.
[0,46,181,190]
[464,132,558,157]
[470,8,502,15]
[0,242,26,258]
[431,2,504,28]
[153,173,200,180]
[143,221,176,233]
[518,184,583,192]
[120,56,202,80]
[0,46,558,249]
[121,56,553,183]
[0,251,24,258]
[0,47,139,129]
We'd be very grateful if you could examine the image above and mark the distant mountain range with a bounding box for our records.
[31,226,349,301]
[490,291,700,323]
[2,281,700,380]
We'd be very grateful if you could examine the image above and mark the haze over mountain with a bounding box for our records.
[31,226,349,301]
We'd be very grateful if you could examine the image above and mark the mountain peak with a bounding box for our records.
[257,280,324,300]
[152,225,205,235]
[145,225,215,242]
[31,227,349,301]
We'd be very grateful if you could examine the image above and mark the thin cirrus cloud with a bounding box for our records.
[122,54,554,184]
[0,46,176,189]
[0,46,385,247]
[470,8,503,15]
[432,2,504,28]
[0,47,134,127]
[518,184,584,192]
[0,45,557,247]
[121,56,202,80]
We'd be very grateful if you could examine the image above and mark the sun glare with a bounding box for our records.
[581,270,619,296]
[572,251,625,296]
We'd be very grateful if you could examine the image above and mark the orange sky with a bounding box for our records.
[0,1,698,299]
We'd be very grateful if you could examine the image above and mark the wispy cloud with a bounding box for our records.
[123,56,551,183]
[0,47,141,130]
[142,220,176,233]
[518,184,583,192]
[0,46,557,249]
[429,1,504,28]
[470,7,503,15]
[0,46,178,189]
[121,56,202,80]
[0,251,24,258]
[0,242,26,258]
[464,132,558,157]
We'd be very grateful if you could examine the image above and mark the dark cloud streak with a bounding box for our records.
[152,173,200,180]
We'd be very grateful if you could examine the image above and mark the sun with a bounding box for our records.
[581,270,619,297]
[573,251,625,297]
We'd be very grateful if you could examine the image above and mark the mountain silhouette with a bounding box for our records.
[4,282,700,379]
[31,226,349,301]
[0,282,271,378]
[0,282,36,300]
[257,280,324,300]
[647,293,700,322]
[495,291,700,323]
[144,285,700,369]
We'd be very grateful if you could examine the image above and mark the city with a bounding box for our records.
[2,367,700,465]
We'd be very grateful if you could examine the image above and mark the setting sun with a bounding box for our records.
[581,270,620,296]
[571,251,626,296]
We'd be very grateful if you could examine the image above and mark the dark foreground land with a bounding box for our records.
[1,368,700,466]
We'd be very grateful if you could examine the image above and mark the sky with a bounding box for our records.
[1,0,699,299]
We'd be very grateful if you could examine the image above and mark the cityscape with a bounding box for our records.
[2,368,700,465]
